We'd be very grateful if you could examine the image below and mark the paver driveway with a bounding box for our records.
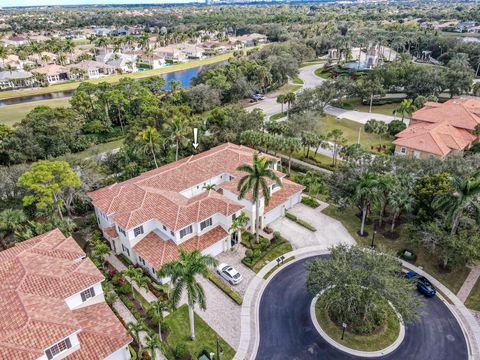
[215,245,256,296]
[269,203,355,249]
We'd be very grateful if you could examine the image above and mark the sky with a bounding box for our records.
[0,0,197,7]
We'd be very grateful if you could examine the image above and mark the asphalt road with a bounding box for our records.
[256,256,468,360]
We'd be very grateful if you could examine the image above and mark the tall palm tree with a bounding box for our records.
[351,173,381,236]
[136,126,161,168]
[276,94,286,114]
[163,116,191,161]
[393,99,415,123]
[229,211,249,246]
[282,137,301,174]
[433,171,480,235]
[236,154,282,243]
[284,92,296,119]
[147,299,171,341]
[127,321,147,356]
[388,189,415,233]
[143,333,162,360]
[157,250,218,340]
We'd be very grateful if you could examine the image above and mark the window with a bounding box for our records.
[138,256,146,266]
[232,213,237,221]
[170,231,174,236]
[272,183,279,190]
[400,147,406,154]
[134,225,144,237]
[162,225,167,231]
[117,226,126,236]
[122,244,130,256]
[45,338,72,359]
[80,287,96,302]
[152,267,155,274]
[180,225,193,239]
[200,218,212,231]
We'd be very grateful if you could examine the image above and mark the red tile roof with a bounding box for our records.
[264,179,305,213]
[394,98,479,156]
[133,226,229,270]
[104,226,118,239]
[0,229,131,359]
[88,144,278,230]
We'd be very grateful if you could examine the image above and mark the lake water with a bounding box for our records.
[0,63,211,107]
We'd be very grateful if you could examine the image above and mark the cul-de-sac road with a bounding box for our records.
[256,256,468,360]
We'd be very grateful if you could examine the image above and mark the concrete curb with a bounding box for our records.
[234,246,480,360]
[309,294,405,357]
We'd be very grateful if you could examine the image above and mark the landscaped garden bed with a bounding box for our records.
[314,290,401,351]
[242,231,293,273]
[207,271,243,305]
[301,196,320,208]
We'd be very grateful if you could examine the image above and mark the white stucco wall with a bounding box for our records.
[64,282,104,310]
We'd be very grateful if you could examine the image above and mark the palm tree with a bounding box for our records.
[147,299,171,341]
[136,126,161,168]
[393,99,415,123]
[143,333,162,360]
[202,184,216,190]
[433,171,480,235]
[284,92,296,119]
[328,129,345,167]
[0,209,27,249]
[276,94,286,114]
[123,266,149,299]
[229,211,249,246]
[351,173,381,236]
[388,189,415,233]
[163,116,191,161]
[90,239,110,268]
[236,154,282,243]
[157,250,218,340]
[127,321,147,355]
[282,137,301,174]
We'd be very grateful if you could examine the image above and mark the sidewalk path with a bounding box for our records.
[107,253,158,303]
[458,266,480,303]
[112,299,165,360]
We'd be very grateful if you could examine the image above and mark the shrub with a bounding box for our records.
[253,248,262,258]
[175,343,189,359]
[117,283,132,295]
[207,272,243,305]
[260,238,270,251]
[245,249,254,259]
[301,196,320,208]
[388,120,407,136]
[272,231,281,243]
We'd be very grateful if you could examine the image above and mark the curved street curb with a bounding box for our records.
[309,294,405,358]
[233,245,480,360]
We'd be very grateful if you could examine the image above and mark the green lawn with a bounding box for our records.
[315,292,400,351]
[337,97,401,116]
[465,278,480,311]
[63,138,124,160]
[319,114,393,151]
[291,76,304,85]
[0,52,234,100]
[251,242,293,273]
[314,68,330,79]
[270,111,287,121]
[293,149,337,170]
[0,97,71,126]
[322,205,470,294]
[163,304,235,359]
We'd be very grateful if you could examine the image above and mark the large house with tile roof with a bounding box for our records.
[0,229,132,360]
[394,98,480,159]
[88,143,304,281]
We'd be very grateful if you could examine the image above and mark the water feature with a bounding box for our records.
[0,62,215,107]
[343,62,373,71]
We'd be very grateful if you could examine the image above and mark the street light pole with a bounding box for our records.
[341,323,347,340]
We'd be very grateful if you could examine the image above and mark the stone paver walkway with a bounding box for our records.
[112,298,165,360]
[457,265,480,303]
[107,254,158,303]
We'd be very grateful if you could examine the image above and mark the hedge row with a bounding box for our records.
[285,212,317,231]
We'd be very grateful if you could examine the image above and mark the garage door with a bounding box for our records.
[264,204,284,225]
[203,238,226,257]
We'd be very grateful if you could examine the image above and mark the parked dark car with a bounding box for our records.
[405,271,436,297]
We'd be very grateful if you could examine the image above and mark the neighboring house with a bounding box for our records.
[88,143,304,282]
[456,20,476,32]
[4,34,28,46]
[172,43,205,59]
[154,46,187,62]
[67,60,115,79]
[32,64,70,84]
[0,229,132,360]
[394,98,480,159]
[97,50,137,73]
[231,33,267,48]
[0,70,34,89]
[137,52,165,69]
[94,27,113,37]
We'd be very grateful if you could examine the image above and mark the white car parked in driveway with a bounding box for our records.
[217,263,243,285]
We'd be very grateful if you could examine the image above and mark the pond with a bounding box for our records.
[0,63,214,107]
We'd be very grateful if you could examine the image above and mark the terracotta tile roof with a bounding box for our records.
[411,98,480,131]
[0,229,130,359]
[66,303,131,360]
[32,64,70,76]
[104,226,118,239]
[133,226,229,270]
[88,144,278,230]
[264,179,305,213]
[394,121,475,156]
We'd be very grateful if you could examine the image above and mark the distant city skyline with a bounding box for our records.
[2,0,199,7]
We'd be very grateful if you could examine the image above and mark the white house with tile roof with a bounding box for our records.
[0,229,132,360]
[88,143,304,281]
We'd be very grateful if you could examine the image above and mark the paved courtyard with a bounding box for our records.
[215,245,256,296]
[269,203,356,249]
